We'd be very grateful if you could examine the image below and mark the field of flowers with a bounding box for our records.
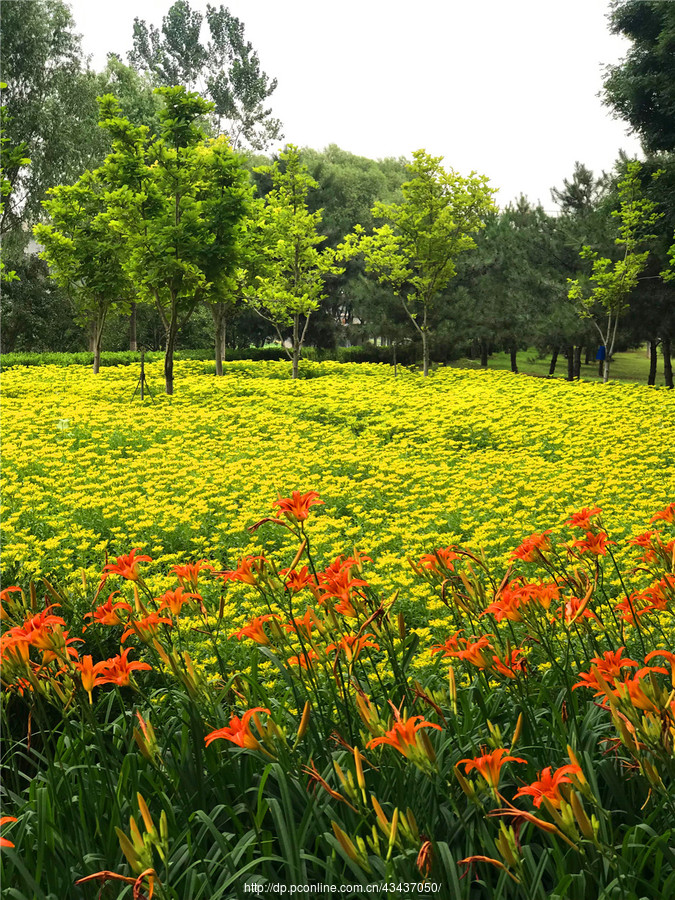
[1,360,675,898]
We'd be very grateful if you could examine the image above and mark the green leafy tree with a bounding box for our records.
[33,171,134,373]
[98,86,250,393]
[341,149,496,376]
[245,146,344,379]
[129,0,282,150]
[0,0,107,234]
[568,161,662,382]
[603,1,675,153]
[0,83,31,282]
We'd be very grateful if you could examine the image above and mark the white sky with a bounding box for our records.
[68,0,642,209]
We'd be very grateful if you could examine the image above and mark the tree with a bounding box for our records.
[603,1,675,153]
[245,146,344,379]
[129,1,282,150]
[568,161,662,382]
[341,149,496,376]
[0,83,31,282]
[0,0,107,235]
[33,171,134,373]
[98,86,250,394]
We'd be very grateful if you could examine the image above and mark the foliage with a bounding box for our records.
[33,171,134,373]
[97,86,251,394]
[567,161,662,382]
[246,146,344,378]
[603,0,675,153]
[129,0,282,150]
[341,150,496,376]
[0,0,107,233]
[1,492,674,897]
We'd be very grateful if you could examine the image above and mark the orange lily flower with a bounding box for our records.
[75,655,110,703]
[280,566,318,595]
[283,609,321,639]
[170,560,215,591]
[651,502,675,524]
[121,612,172,644]
[98,648,152,687]
[491,648,527,679]
[456,747,526,789]
[511,531,552,563]
[514,764,582,808]
[418,547,460,573]
[556,596,600,626]
[572,531,613,556]
[220,555,266,586]
[231,614,279,645]
[273,490,323,522]
[0,816,18,848]
[84,592,133,626]
[157,587,201,616]
[287,649,319,670]
[367,715,441,759]
[326,632,380,664]
[565,507,602,529]
[102,549,152,581]
[204,707,270,749]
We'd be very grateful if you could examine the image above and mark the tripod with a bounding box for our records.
[131,347,155,402]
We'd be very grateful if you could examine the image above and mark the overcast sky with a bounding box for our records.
[68,0,642,209]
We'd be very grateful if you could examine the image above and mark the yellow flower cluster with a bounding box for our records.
[2,360,673,639]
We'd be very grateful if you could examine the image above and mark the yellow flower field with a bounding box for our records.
[2,360,674,634]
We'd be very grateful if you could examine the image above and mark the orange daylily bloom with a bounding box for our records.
[565,507,602,530]
[231,614,279,645]
[102,549,152,581]
[326,632,380,663]
[650,502,675,525]
[572,531,613,556]
[418,547,460,573]
[514,764,582,808]
[318,567,368,610]
[556,596,600,626]
[97,648,152,687]
[273,491,323,522]
[84,592,133,626]
[283,609,321,639]
[432,633,494,669]
[157,587,201,616]
[367,715,441,759]
[220,555,266,586]
[121,612,172,644]
[75,655,111,703]
[0,816,18,849]
[573,648,638,693]
[511,531,552,563]
[456,747,526,789]
[491,648,527,679]
[170,560,215,591]
[0,586,21,620]
[287,649,319,670]
[204,707,270,749]
[280,566,318,595]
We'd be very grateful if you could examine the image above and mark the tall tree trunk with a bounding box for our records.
[422,329,429,377]
[663,336,674,389]
[510,345,518,374]
[129,302,137,352]
[573,345,582,379]
[598,357,603,377]
[548,347,558,376]
[480,341,488,368]
[648,340,658,386]
[210,302,226,376]
[584,346,592,365]
[603,358,610,383]
[165,318,178,395]
[567,346,574,381]
[393,341,397,377]
[292,315,300,380]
